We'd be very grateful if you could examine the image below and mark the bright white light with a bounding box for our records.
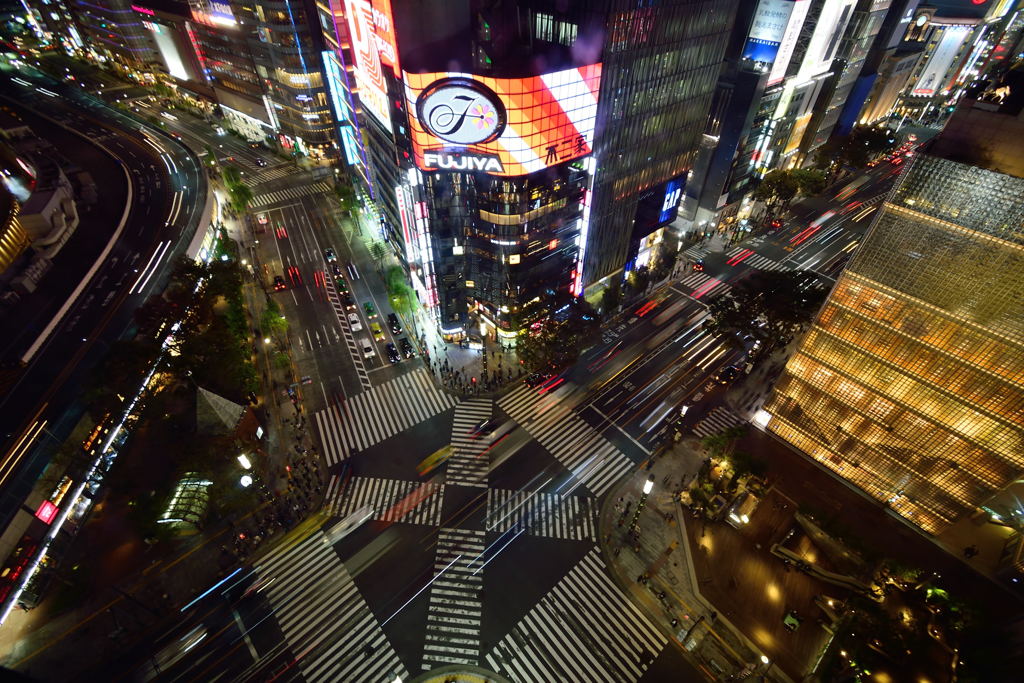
[761,655,770,665]
[643,478,654,495]
[237,454,252,469]
[240,475,253,487]
[752,409,772,428]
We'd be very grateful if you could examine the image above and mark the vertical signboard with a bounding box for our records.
[767,0,811,85]
[345,0,394,132]
[743,0,799,65]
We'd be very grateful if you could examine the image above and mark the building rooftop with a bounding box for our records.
[927,64,1024,178]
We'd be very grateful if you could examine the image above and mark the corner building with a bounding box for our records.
[339,0,736,340]
[763,89,1024,535]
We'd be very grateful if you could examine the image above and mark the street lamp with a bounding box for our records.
[240,474,253,487]
[629,475,656,532]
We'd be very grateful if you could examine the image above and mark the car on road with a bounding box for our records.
[399,338,415,358]
[713,365,741,385]
[255,157,268,167]
[347,262,360,280]
[257,213,269,225]
[273,275,287,291]
[370,321,385,342]
[347,312,362,332]
[525,372,554,388]
[340,291,356,309]
[360,338,375,358]
[387,313,402,335]
[331,263,344,280]
[385,343,400,364]
[324,247,337,262]
[363,302,377,319]
[214,125,225,135]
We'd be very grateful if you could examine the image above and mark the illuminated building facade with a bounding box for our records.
[763,89,1024,534]
[72,0,161,67]
[325,0,737,338]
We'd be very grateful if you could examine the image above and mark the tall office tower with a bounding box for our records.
[19,0,87,54]
[762,79,1024,535]
[328,1,737,340]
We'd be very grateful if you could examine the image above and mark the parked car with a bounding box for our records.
[399,338,415,358]
[387,313,402,335]
[385,343,400,364]
[347,312,362,332]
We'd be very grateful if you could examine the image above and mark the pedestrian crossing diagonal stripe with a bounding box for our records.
[499,385,632,497]
[447,398,494,487]
[326,476,444,526]
[312,368,455,464]
[676,272,731,299]
[745,254,788,271]
[422,528,486,671]
[691,406,746,438]
[485,549,666,682]
[252,181,333,207]
[256,532,407,683]
[486,489,597,541]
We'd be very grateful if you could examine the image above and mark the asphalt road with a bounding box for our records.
[112,149,913,680]
[0,66,206,525]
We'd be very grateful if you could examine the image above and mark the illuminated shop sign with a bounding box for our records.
[35,501,58,524]
[405,64,602,177]
[743,0,800,64]
[767,0,811,85]
[422,151,504,173]
[913,25,971,96]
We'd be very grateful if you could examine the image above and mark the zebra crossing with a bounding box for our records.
[487,488,597,541]
[691,406,747,438]
[257,531,407,682]
[499,385,633,497]
[312,368,456,465]
[325,475,444,526]
[683,245,710,262]
[446,399,494,487]
[676,271,731,300]
[421,529,486,670]
[252,164,296,184]
[485,549,666,682]
[725,247,789,271]
[252,181,332,207]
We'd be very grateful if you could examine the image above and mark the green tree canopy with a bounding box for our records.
[704,270,827,352]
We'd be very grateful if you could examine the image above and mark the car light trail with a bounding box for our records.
[691,277,722,299]
[130,240,171,294]
[726,249,754,266]
[0,419,47,489]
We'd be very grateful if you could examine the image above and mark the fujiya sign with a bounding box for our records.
[423,151,505,173]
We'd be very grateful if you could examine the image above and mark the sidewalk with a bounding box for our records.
[598,441,793,683]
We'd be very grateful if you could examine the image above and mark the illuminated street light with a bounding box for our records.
[264,337,271,345]
[643,478,654,495]
[760,655,770,665]
[240,475,253,487]
[237,454,252,470]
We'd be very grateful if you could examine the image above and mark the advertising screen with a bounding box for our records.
[743,0,800,65]
[404,64,602,177]
[345,0,394,132]
[633,175,686,237]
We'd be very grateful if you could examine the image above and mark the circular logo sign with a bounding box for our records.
[416,78,506,145]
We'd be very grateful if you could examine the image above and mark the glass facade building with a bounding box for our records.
[763,95,1024,534]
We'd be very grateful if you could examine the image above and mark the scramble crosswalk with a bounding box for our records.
[325,475,444,526]
[485,549,666,682]
[446,399,494,487]
[499,385,633,497]
[725,247,789,271]
[257,531,407,682]
[252,181,332,207]
[486,488,597,541]
[312,368,456,464]
[421,528,486,670]
[691,406,747,438]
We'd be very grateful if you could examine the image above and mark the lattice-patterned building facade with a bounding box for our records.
[764,97,1024,534]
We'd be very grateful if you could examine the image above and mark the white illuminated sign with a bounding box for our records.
[423,151,505,173]
[416,79,506,145]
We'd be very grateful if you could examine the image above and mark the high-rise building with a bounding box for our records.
[330,0,738,340]
[762,76,1024,534]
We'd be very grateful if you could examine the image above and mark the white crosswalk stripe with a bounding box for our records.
[691,406,747,438]
[447,399,494,487]
[325,476,444,526]
[499,385,632,497]
[252,181,332,207]
[485,549,666,682]
[312,368,456,464]
[683,245,709,261]
[421,528,486,670]
[724,247,788,272]
[676,271,731,298]
[252,164,296,184]
[486,489,597,541]
[257,532,407,682]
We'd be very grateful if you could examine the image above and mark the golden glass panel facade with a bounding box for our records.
[765,152,1024,535]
